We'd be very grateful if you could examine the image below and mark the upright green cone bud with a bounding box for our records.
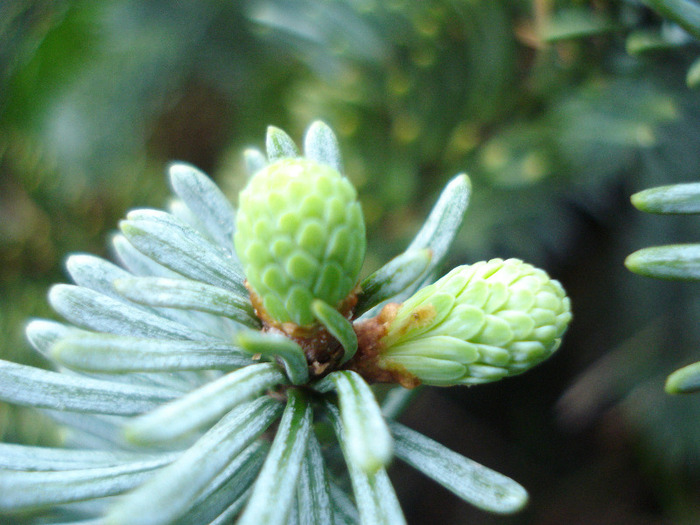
[375,258,572,386]
[235,158,366,327]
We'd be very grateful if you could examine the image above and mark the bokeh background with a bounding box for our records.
[2,1,700,523]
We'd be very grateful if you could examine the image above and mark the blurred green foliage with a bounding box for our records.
[3,0,700,523]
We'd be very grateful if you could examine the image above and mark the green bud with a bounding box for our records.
[378,258,572,386]
[235,158,366,326]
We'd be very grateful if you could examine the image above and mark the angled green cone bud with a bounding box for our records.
[235,157,366,327]
[371,258,571,387]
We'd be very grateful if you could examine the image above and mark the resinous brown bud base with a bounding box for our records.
[249,279,422,386]
[348,303,422,389]
[248,281,362,378]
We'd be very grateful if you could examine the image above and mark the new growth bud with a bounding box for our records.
[376,258,572,386]
[235,158,366,327]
